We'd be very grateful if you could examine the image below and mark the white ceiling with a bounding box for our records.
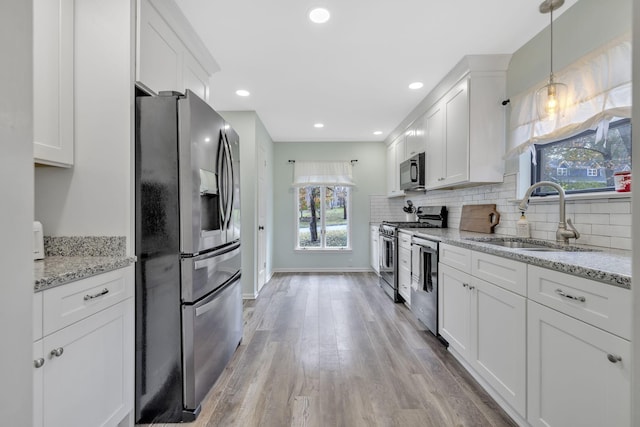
[176,0,578,143]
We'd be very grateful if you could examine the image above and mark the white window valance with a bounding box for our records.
[506,33,632,159]
[291,161,355,187]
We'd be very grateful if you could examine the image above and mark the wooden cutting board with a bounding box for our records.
[459,204,501,233]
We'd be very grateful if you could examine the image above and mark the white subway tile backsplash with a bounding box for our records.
[372,174,631,250]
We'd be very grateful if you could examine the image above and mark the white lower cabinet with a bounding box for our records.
[527,300,630,427]
[470,277,526,416]
[439,243,526,420]
[398,232,412,304]
[439,263,472,357]
[370,225,379,274]
[33,267,134,427]
[438,243,632,426]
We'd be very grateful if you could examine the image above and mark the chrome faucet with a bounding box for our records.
[519,181,580,244]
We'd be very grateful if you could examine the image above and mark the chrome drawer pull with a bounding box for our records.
[84,288,109,301]
[555,289,586,302]
[607,354,622,363]
[34,358,45,368]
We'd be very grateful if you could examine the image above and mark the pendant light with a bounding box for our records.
[536,0,567,120]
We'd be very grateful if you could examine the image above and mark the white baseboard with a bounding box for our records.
[242,292,258,300]
[272,267,373,273]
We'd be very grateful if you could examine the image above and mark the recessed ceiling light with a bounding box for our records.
[235,89,250,97]
[373,131,383,135]
[408,82,424,90]
[314,123,324,128]
[309,7,330,24]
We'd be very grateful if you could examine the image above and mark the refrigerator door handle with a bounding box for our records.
[194,272,241,316]
[193,243,241,270]
[222,132,234,229]
[217,131,228,232]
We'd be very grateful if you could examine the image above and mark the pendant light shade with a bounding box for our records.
[537,0,566,120]
[536,75,567,119]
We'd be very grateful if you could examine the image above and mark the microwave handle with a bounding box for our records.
[410,162,418,181]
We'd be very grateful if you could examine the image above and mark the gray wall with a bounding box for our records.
[220,111,275,297]
[273,141,386,271]
[0,1,34,424]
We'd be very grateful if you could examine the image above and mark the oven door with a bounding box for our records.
[379,234,395,288]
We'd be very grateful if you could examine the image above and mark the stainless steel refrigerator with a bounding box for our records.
[134,89,242,423]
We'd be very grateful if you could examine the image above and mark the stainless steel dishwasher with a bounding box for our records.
[410,235,439,336]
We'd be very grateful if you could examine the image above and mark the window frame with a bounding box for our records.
[530,118,632,196]
[294,186,352,251]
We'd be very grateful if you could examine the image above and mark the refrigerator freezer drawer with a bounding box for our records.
[181,242,241,303]
[182,275,242,413]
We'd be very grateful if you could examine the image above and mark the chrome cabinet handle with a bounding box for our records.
[84,288,109,301]
[462,283,468,288]
[34,358,45,368]
[607,354,622,363]
[555,289,586,302]
[49,347,64,358]
[469,285,475,290]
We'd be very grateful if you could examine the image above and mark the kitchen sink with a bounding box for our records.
[463,237,599,252]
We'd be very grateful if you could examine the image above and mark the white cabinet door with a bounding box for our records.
[370,227,379,274]
[527,300,631,427]
[470,277,526,417]
[137,0,182,94]
[42,299,134,427]
[442,79,469,186]
[33,340,44,427]
[182,50,210,102]
[424,103,445,188]
[33,0,74,167]
[438,263,471,358]
[398,246,412,303]
[386,137,404,197]
[405,115,425,159]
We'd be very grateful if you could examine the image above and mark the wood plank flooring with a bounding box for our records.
[142,272,516,427]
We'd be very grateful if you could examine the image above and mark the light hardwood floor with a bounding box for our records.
[142,272,516,427]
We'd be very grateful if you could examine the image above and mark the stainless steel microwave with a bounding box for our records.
[400,152,425,190]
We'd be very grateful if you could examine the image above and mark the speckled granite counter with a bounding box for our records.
[34,236,136,292]
[402,228,631,290]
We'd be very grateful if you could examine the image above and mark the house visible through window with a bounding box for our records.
[531,118,632,195]
[296,186,350,249]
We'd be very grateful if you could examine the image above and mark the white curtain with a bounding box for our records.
[291,161,355,187]
[506,33,632,160]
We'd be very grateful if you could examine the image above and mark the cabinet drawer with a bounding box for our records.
[43,266,134,336]
[439,243,471,272]
[472,251,527,296]
[398,246,411,270]
[528,265,631,340]
[398,232,412,250]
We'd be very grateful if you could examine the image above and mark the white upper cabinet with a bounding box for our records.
[137,0,219,100]
[405,114,426,159]
[33,0,75,167]
[423,56,510,190]
[386,136,405,197]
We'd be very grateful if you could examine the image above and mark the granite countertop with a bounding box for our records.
[34,255,136,292]
[402,228,632,290]
[34,236,136,292]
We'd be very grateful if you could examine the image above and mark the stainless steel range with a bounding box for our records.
[378,206,447,302]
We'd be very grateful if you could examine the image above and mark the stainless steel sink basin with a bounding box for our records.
[463,237,598,252]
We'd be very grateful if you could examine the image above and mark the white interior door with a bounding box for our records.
[257,145,267,292]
